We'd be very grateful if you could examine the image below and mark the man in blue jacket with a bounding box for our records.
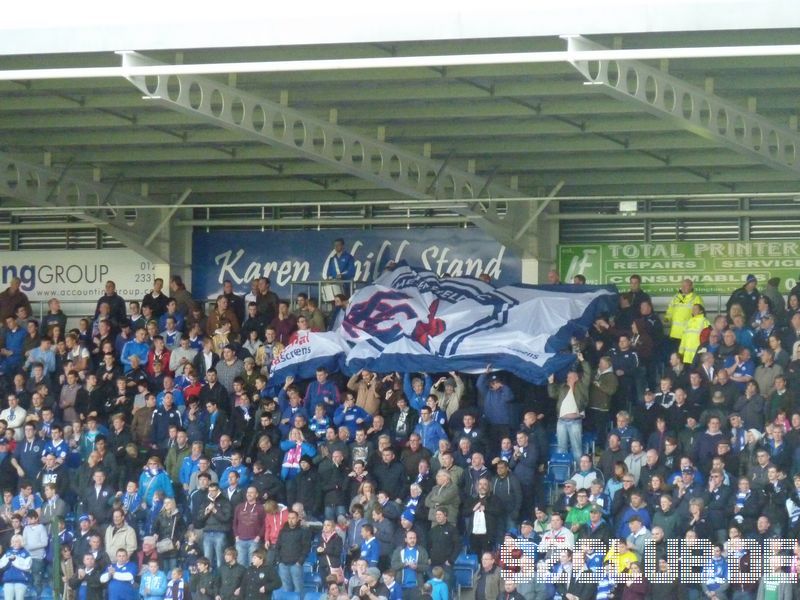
[476,366,514,455]
[120,328,150,373]
[0,315,25,376]
[326,238,356,280]
[414,406,448,453]
[304,367,341,416]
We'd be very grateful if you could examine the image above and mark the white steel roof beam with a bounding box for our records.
[566,35,800,177]
[120,51,525,248]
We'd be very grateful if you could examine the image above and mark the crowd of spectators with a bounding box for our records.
[0,258,797,600]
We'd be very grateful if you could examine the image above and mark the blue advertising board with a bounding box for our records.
[192,228,521,299]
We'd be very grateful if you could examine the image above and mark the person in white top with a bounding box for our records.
[0,395,26,442]
[538,513,575,560]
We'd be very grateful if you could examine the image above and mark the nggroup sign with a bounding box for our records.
[559,241,800,295]
[0,249,169,301]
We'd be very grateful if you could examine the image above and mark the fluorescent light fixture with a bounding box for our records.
[619,200,638,213]
[0,43,796,81]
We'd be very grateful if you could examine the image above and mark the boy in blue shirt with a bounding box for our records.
[426,566,449,600]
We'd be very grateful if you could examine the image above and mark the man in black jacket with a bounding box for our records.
[275,510,312,595]
[288,456,322,519]
[320,450,349,520]
[81,470,114,527]
[467,478,503,556]
[373,448,407,500]
[69,552,105,600]
[197,482,232,569]
[95,281,126,326]
[427,508,460,594]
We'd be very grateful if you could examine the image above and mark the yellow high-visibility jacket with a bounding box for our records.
[679,313,710,364]
[665,291,703,340]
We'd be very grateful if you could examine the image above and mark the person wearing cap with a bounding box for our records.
[672,465,705,519]
[581,504,611,546]
[477,365,515,451]
[726,274,760,322]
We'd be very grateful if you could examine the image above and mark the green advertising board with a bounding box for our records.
[558,241,800,296]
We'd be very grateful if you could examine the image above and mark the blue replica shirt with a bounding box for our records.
[158,311,185,332]
[360,537,380,567]
[12,492,42,513]
[333,405,372,437]
[102,561,138,600]
[43,439,69,462]
[723,355,755,391]
[399,546,420,588]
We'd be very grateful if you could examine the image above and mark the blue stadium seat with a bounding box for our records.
[274,591,300,600]
[303,565,322,592]
[454,550,479,592]
[305,547,318,567]
[582,431,597,456]
[547,452,573,483]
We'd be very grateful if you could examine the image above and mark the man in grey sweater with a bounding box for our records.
[23,510,48,596]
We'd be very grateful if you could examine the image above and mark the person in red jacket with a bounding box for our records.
[263,499,288,563]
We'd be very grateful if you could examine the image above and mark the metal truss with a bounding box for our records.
[0,150,167,262]
[566,35,800,176]
[120,52,534,250]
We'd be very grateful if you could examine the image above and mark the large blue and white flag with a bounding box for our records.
[270,265,617,385]
[339,265,618,384]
